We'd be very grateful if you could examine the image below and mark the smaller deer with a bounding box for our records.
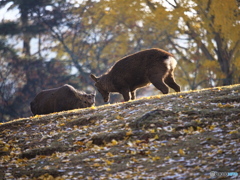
[91,48,180,102]
[30,84,95,115]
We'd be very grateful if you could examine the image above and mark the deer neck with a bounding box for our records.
[100,75,116,92]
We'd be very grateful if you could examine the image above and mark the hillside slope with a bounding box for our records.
[0,85,240,180]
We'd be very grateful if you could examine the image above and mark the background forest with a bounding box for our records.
[0,0,239,122]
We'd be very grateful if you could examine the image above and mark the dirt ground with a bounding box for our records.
[0,85,240,179]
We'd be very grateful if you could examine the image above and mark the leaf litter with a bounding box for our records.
[0,85,240,179]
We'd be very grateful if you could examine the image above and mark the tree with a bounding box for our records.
[101,0,240,89]
[151,0,240,87]
[0,39,75,121]
[0,39,22,121]
[0,0,54,56]
[1,0,239,121]
[0,0,77,121]
[43,0,137,103]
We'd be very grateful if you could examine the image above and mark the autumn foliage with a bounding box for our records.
[0,0,239,121]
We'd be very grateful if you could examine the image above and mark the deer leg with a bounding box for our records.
[164,72,181,92]
[120,89,131,101]
[130,91,136,100]
[149,74,169,94]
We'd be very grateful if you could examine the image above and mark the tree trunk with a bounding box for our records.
[214,34,232,85]
[20,5,31,57]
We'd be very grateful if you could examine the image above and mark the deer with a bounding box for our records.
[30,84,95,115]
[90,48,180,102]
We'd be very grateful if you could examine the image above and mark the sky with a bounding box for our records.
[0,2,19,21]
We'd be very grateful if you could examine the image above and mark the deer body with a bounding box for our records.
[30,84,95,115]
[91,48,180,102]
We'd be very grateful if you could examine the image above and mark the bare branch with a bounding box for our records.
[166,0,178,8]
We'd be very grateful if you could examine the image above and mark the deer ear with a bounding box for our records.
[90,74,98,82]
[91,92,96,97]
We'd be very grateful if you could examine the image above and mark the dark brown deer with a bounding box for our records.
[30,84,95,115]
[91,48,180,102]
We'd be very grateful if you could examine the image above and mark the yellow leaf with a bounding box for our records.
[126,130,133,136]
[195,119,202,123]
[124,136,130,141]
[130,150,137,155]
[37,155,47,159]
[38,173,54,180]
[33,114,42,118]
[55,177,65,180]
[210,145,216,148]
[111,139,118,145]
[2,143,10,152]
[105,159,114,165]
[106,168,111,171]
[16,158,26,163]
[106,152,114,157]
[86,140,93,148]
[92,145,102,152]
[131,157,139,163]
[209,125,216,130]
[115,115,124,120]
[145,150,151,155]
[154,134,159,139]
[59,123,65,126]
[197,126,204,132]
[179,149,185,156]
[217,103,234,108]
[83,126,88,129]
[188,126,194,132]
[74,141,84,145]
[151,156,161,161]
[164,156,170,160]
[135,140,142,144]
[90,106,96,109]
[26,124,31,127]
[229,130,238,134]
[43,166,50,170]
[149,129,155,133]
[2,146,9,152]
[183,126,194,134]
[92,163,101,167]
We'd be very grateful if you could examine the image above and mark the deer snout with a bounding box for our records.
[104,97,109,102]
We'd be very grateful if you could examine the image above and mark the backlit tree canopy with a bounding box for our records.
[0,0,239,121]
